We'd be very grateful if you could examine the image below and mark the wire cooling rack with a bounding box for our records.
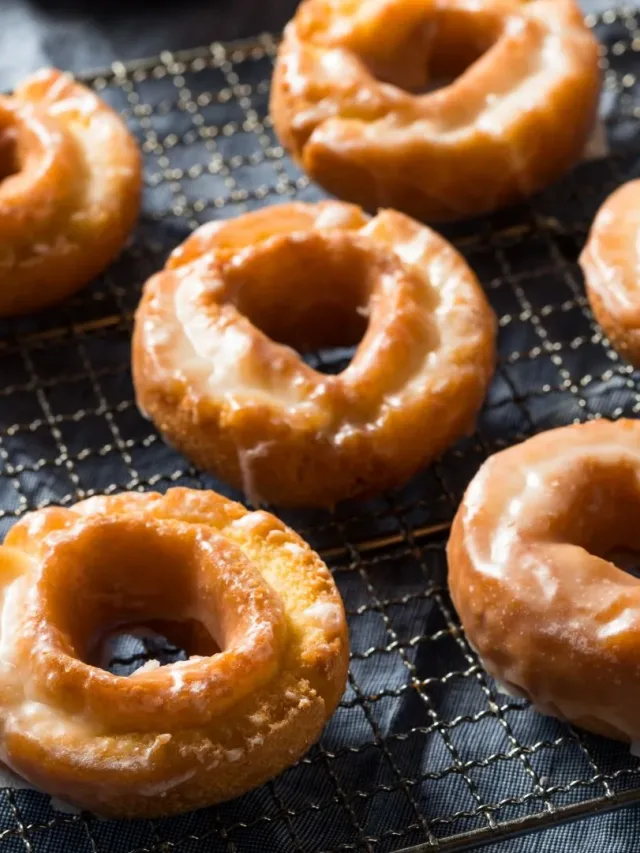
[2,7,640,852]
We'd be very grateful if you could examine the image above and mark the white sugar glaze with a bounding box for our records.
[449,420,640,743]
[0,488,349,814]
[139,207,492,443]
[272,0,599,221]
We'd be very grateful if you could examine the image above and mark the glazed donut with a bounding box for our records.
[0,488,348,817]
[132,201,496,508]
[448,418,640,742]
[0,68,141,316]
[270,0,600,222]
[580,180,640,366]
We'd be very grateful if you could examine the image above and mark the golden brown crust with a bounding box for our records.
[580,179,640,367]
[448,418,640,743]
[270,0,600,222]
[0,488,349,817]
[0,68,141,316]
[132,201,496,507]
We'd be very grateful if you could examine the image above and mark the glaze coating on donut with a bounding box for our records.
[132,201,496,507]
[270,0,600,221]
[0,489,349,817]
[0,69,141,316]
[580,180,640,367]
[448,419,640,742]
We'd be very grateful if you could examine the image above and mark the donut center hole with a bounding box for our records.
[90,619,221,676]
[355,9,501,93]
[42,521,232,672]
[0,128,19,183]
[552,463,640,580]
[220,232,372,373]
[602,548,640,580]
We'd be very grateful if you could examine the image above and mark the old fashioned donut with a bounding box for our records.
[448,418,640,742]
[132,201,496,508]
[580,180,640,367]
[270,0,600,222]
[0,488,348,817]
[0,68,141,316]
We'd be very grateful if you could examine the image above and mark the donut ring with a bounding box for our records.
[448,418,640,742]
[580,180,640,366]
[132,201,496,508]
[0,488,348,817]
[270,0,600,222]
[0,69,141,316]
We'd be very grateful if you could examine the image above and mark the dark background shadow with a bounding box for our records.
[0,0,299,87]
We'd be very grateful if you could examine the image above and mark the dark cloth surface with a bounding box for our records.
[0,0,298,87]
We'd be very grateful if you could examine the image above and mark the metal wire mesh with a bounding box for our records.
[1,7,640,852]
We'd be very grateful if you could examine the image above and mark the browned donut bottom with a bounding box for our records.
[0,489,349,817]
[0,68,141,316]
[133,201,496,507]
[449,419,640,743]
[270,0,600,221]
[580,179,640,367]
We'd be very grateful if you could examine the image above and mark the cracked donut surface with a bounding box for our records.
[0,68,141,316]
[0,488,348,817]
[580,180,640,367]
[270,0,600,221]
[448,419,640,742]
[132,201,496,507]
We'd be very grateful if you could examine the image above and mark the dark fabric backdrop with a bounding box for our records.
[0,0,298,87]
